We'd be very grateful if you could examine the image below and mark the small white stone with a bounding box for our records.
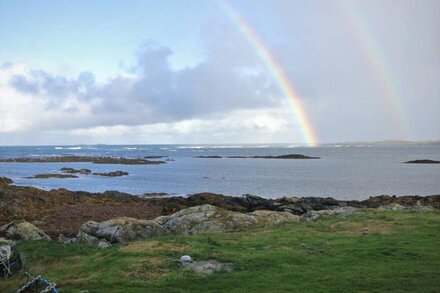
[181,255,192,265]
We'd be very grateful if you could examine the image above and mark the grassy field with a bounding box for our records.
[1,210,439,292]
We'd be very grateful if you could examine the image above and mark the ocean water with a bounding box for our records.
[0,144,439,200]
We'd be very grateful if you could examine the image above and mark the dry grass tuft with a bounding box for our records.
[120,240,186,253]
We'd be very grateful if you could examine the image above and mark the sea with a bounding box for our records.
[0,144,439,200]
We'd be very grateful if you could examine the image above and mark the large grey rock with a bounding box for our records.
[0,221,51,241]
[76,217,166,244]
[154,204,258,235]
[301,207,359,222]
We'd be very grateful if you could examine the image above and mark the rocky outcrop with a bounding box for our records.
[0,177,13,187]
[76,205,300,245]
[60,167,92,174]
[93,171,129,177]
[301,207,359,222]
[378,202,434,212]
[347,195,440,210]
[0,221,51,241]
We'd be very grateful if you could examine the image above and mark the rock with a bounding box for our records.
[378,203,407,211]
[301,207,359,222]
[102,190,133,198]
[183,260,234,275]
[25,173,78,179]
[60,167,91,174]
[76,205,301,246]
[181,255,193,265]
[92,171,129,177]
[31,221,45,226]
[0,238,22,277]
[0,177,13,187]
[58,234,76,244]
[153,204,258,235]
[248,210,300,225]
[0,221,51,241]
[410,201,434,212]
[97,241,112,248]
[76,217,166,244]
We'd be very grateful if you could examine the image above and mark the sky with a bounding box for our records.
[0,0,439,145]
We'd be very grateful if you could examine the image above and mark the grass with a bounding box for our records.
[1,210,439,292]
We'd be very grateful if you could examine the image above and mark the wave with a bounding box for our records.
[177,146,205,149]
[209,145,244,149]
[54,146,82,150]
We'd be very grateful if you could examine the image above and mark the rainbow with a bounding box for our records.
[218,1,319,146]
[339,0,411,139]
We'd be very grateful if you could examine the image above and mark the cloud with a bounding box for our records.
[2,22,279,134]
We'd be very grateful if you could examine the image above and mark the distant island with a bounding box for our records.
[0,156,165,165]
[405,159,440,164]
[227,154,320,159]
[196,154,320,159]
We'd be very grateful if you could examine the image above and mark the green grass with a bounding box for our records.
[1,210,440,292]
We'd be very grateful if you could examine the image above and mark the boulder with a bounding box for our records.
[76,217,166,244]
[0,221,51,241]
[153,204,258,235]
[301,207,359,222]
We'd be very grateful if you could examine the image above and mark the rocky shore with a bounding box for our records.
[0,176,438,242]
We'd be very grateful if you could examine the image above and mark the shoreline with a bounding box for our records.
[1,177,439,239]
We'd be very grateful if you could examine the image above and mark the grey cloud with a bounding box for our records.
[10,70,98,109]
